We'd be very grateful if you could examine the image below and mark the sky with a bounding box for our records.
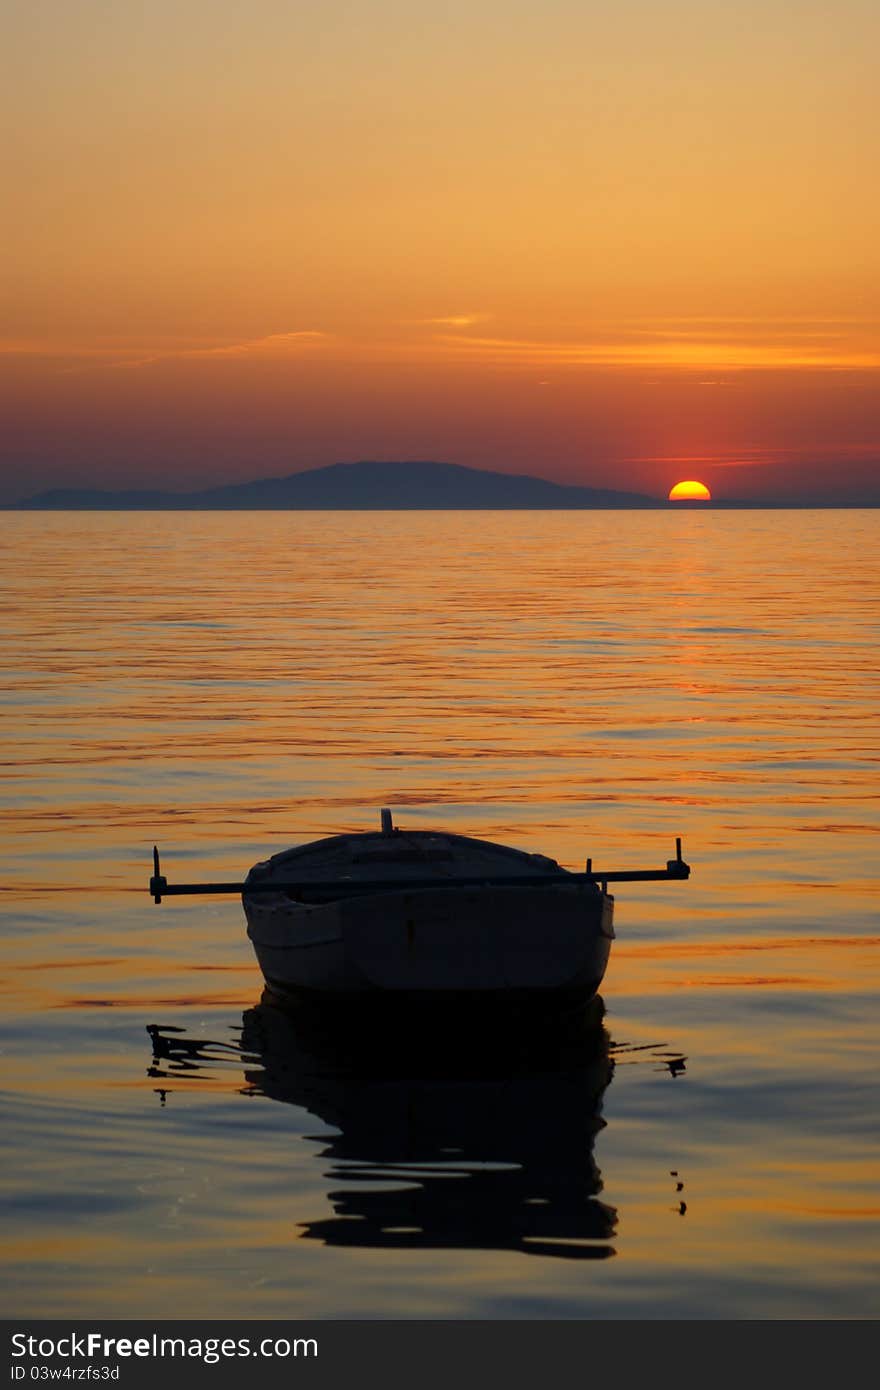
[3,0,880,503]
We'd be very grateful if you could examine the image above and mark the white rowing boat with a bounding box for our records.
[149,809,691,1008]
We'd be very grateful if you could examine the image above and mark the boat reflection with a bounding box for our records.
[148,993,619,1260]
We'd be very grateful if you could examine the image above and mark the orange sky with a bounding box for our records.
[3,0,880,502]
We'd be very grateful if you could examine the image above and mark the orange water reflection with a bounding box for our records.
[1,510,878,1317]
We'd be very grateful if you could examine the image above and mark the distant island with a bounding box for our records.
[10,459,877,509]
[12,460,664,510]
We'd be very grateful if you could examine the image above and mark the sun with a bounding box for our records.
[668,479,712,501]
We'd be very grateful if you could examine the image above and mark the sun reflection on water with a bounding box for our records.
[1,509,878,1317]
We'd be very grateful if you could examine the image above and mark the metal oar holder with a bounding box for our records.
[149,840,690,905]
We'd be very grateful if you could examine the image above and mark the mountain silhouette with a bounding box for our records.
[14,460,662,510]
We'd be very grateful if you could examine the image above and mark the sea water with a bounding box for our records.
[1,508,877,1317]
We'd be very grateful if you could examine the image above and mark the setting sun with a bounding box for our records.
[669,480,712,501]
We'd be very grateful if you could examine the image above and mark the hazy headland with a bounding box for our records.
[10,459,878,509]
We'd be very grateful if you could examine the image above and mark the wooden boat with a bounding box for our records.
[149,809,691,1008]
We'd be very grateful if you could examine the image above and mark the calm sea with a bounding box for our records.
[1,509,877,1318]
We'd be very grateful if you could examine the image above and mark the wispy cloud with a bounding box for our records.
[618,315,876,327]
[429,329,880,371]
[6,317,879,374]
[0,331,329,372]
[0,340,119,359]
[628,453,778,468]
[627,443,880,467]
[116,330,329,369]
[408,314,491,328]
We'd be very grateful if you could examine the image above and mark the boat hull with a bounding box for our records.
[244,883,614,1003]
